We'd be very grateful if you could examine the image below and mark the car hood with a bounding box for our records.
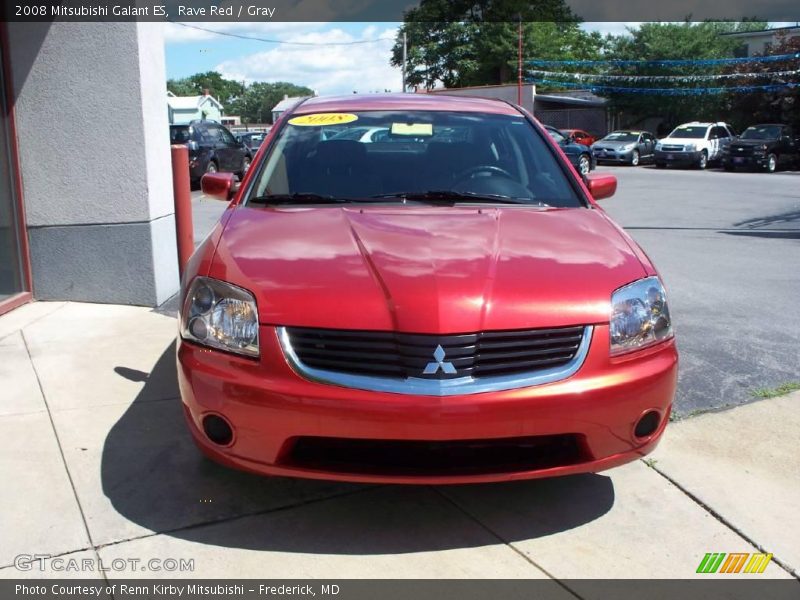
[595,140,636,149]
[659,137,703,146]
[209,206,647,332]
[730,139,774,147]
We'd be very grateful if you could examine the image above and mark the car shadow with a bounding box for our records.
[101,341,615,555]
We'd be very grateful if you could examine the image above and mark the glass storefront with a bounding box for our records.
[0,39,27,305]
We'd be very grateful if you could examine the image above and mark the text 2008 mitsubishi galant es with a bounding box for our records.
[178,94,677,484]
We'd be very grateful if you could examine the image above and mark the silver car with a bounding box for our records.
[592,131,657,166]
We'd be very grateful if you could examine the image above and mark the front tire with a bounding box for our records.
[578,154,591,175]
[697,151,708,170]
[765,153,777,173]
[205,160,218,174]
[630,150,640,166]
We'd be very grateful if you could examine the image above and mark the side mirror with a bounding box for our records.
[201,172,238,201]
[585,172,617,201]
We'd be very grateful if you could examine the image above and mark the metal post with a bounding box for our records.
[402,30,407,93]
[517,18,523,105]
[171,144,194,278]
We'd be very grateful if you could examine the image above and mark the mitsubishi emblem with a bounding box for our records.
[423,345,457,375]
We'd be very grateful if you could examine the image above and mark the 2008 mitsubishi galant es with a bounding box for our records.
[178,94,678,484]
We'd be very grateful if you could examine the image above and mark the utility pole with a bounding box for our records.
[402,30,408,93]
[517,16,523,105]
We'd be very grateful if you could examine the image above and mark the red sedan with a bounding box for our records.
[178,94,677,484]
[563,128,598,147]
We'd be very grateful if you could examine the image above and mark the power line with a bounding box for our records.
[169,22,394,46]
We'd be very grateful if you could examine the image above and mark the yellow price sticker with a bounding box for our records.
[288,113,359,126]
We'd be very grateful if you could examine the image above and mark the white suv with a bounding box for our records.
[655,122,737,169]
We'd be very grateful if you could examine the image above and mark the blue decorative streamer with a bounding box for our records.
[527,53,800,67]
[528,78,797,95]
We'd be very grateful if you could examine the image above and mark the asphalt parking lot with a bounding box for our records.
[191,165,800,417]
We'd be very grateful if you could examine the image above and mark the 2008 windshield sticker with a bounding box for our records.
[288,113,359,126]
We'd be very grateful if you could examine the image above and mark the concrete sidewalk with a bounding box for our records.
[1,301,798,584]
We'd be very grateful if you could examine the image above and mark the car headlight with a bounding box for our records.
[684,143,696,152]
[181,277,259,357]
[623,144,636,151]
[655,142,662,151]
[610,277,673,356]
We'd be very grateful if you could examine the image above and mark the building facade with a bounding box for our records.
[167,90,224,124]
[0,22,179,316]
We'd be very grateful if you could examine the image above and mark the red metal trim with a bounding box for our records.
[0,291,32,317]
[0,23,34,308]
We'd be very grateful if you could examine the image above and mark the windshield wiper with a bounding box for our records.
[248,193,346,205]
[373,190,541,205]
[249,193,397,206]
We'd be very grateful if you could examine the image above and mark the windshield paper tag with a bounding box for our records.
[391,123,433,136]
[289,113,358,126]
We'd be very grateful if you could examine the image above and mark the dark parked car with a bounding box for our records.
[235,131,269,152]
[592,131,657,166]
[723,124,799,173]
[544,125,595,175]
[170,120,252,185]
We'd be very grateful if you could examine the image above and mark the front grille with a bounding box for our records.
[730,145,754,156]
[283,434,587,476]
[660,144,685,152]
[283,325,585,380]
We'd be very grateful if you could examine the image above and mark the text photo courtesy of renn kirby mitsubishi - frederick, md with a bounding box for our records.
[0,1,799,599]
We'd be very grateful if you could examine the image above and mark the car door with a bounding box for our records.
[219,125,245,171]
[641,133,655,158]
[714,126,732,159]
[778,126,795,166]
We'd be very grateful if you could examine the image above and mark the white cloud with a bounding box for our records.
[580,22,644,37]
[213,26,401,95]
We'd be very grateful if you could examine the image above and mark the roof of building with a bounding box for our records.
[291,93,522,116]
[167,94,223,111]
[272,96,309,113]
[534,92,607,107]
[719,25,800,37]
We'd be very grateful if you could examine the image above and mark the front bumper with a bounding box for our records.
[722,154,768,169]
[655,150,702,165]
[594,149,635,164]
[178,325,678,484]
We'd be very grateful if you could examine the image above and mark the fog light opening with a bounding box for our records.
[634,410,661,439]
[202,414,234,446]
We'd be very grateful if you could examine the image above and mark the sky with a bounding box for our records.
[163,21,798,97]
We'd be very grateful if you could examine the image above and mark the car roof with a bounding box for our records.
[291,93,523,117]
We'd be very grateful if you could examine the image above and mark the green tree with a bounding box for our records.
[230,82,315,124]
[391,0,601,88]
[726,33,800,132]
[167,71,244,106]
[598,21,768,131]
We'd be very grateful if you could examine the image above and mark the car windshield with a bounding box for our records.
[170,126,191,144]
[247,110,583,208]
[545,128,566,143]
[669,126,707,139]
[602,132,639,142]
[740,125,782,140]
